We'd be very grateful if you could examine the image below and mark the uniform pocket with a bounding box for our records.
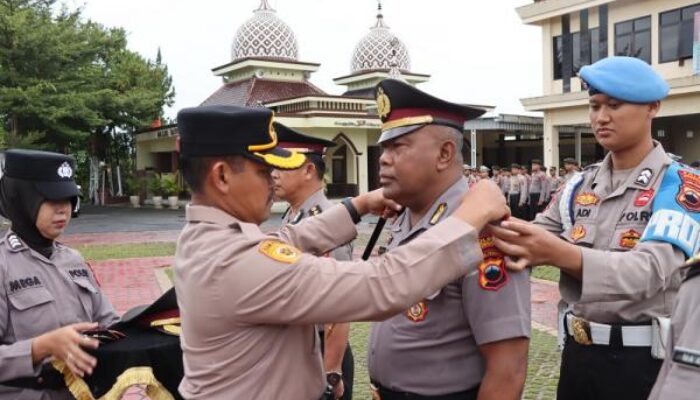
[8,287,56,339]
[71,278,97,317]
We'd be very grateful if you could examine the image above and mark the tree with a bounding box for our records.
[0,0,174,184]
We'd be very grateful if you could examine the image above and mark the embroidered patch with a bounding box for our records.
[575,192,599,206]
[258,240,302,264]
[429,203,447,225]
[635,168,653,186]
[8,276,43,293]
[571,225,586,242]
[677,170,700,213]
[309,205,322,216]
[673,347,700,369]
[478,233,508,291]
[634,189,655,207]
[619,229,641,249]
[406,301,428,322]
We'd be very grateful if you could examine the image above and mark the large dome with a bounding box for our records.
[351,10,411,73]
[231,0,299,62]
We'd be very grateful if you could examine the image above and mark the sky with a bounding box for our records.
[74,0,543,119]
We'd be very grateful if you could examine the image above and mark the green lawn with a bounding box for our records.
[532,266,560,283]
[76,242,176,261]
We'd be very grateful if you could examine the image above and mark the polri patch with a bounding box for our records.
[673,347,700,369]
[258,240,302,264]
[406,301,428,322]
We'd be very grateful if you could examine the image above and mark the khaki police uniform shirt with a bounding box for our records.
[508,175,528,206]
[534,143,685,323]
[529,171,547,204]
[649,264,700,400]
[174,203,485,400]
[281,189,352,262]
[0,232,119,400]
[368,178,531,396]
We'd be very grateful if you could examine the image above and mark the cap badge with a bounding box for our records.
[376,87,391,120]
[57,162,73,179]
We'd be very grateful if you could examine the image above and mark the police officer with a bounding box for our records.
[0,149,120,399]
[369,79,530,400]
[649,255,700,400]
[271,123,354,400]
[508,164,528,220]
[491,56,699,400]
[478,165,490,180]
[528,159,547,219]
[173,105,511,400]
[562,157,579,182]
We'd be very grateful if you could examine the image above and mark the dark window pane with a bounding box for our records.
[635,16,651,31]
[661,10,681,26]
[553,36,563,80]
[660,25,681,62]
[680,20,695,58]
[682,5,700,20]
[591,28,601,62]
[616,21,633,35]
[573,32,582,72]
[616,34,632,56]
[634,31,651,63]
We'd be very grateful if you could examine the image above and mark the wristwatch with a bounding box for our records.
[326,372,342,387]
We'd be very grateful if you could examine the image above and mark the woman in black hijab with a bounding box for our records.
[0,149,119,399]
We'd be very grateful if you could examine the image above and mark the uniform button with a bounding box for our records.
[37,377,44,384]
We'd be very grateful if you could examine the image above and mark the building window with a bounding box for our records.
[553,28,601,80]
[615,16,652,64]
[659,3,700,63]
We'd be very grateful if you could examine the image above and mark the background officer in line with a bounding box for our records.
[508,164,528,220]
[649,255,700,400]
[369,79,530,400]
[562,157,579,182]
[0,149,120,399]
[478,165,490,181]
[491,56,698,400]
[174,105,511,400]
[528,159,547,219]
[271,123,354,400]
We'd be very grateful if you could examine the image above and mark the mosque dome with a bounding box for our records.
[231,0,299,62]
[350,5,411,73]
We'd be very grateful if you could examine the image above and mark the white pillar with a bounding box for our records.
[470,129,477,168]
[543,117,560,168]
[575,129,582,165]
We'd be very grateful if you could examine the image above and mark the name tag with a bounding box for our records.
[8,276,43,293]
[673,347,700,369]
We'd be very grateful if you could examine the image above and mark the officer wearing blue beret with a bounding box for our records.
[491,56,700,400]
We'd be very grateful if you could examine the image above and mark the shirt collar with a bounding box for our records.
[186,204,240,226]
[592,141,670,196]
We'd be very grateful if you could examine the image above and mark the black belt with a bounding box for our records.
[1,364,66,391]
[372,381,479,400]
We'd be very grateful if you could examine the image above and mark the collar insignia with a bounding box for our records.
[429,203,447,225]
[309,205,322,216]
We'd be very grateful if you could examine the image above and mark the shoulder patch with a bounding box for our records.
[258,240,302,264]
[478,233,508,291]
[309,205,322,216]
[429,203,447,225]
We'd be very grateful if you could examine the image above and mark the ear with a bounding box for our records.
[208,160,232,195]
[436,139,457,172]
[304,162,316,181]
[648,101,661,119]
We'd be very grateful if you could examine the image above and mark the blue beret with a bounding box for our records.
[579,56,669,103]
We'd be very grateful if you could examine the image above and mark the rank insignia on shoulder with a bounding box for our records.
[635,168,653,186]
[677,170,700,213]
[7,234,23,250]
[478,233,508,291]
[634,189,655,207]
[259,240,302,264]
[571,225,586,242]
[406,301,428,322]
[575,192,599,206]
[309,205,322,216]
[619,229,641,249]
[429,203,447,225]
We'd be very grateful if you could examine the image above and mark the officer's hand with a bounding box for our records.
[352,189,403,218]
[32,322,100,378]
[454,180,510,230]
[333,380,345,399]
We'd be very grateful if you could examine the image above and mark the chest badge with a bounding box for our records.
[429,203,447,225]
[575,192,599,206]
[677,170,700,213]
[635,168,653,186]
[478,233,508,291]
[258,240,302,264]
[571,225,587,242]
[619,229,641,249]
[634,189,655,207]
[406,301,428,322]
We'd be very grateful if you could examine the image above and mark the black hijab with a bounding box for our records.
[0,176,55,258]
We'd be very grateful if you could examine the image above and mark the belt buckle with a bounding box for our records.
[370,383,382,400]
[571,316,593,345]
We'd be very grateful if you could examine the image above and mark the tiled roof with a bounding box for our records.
[201,78,326,107]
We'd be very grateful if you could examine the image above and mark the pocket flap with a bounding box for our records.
[9,287,54,311]
[72,278,97,294]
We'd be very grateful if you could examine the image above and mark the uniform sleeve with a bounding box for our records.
[273,205,357,255]
[578,240,685,303]
[0,263,41,382]
[329,242,353,262]
[218,217,484,325]
[87,273,120,328]
[463,269,531,345]
[533,192,565,235]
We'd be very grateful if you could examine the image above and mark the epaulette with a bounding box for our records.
[684,254,700,283]
[4,233,25,251]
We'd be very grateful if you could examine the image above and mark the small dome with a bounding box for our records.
[351,8,411,73]
[231,0,299,62]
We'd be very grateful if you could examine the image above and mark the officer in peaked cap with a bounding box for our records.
[491,56,699,400]
[271,123,355,400]
[369,79,530,400]
[173,104,512,399]
[0,149,120,399]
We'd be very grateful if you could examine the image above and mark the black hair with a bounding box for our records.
[305,154,326,181]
